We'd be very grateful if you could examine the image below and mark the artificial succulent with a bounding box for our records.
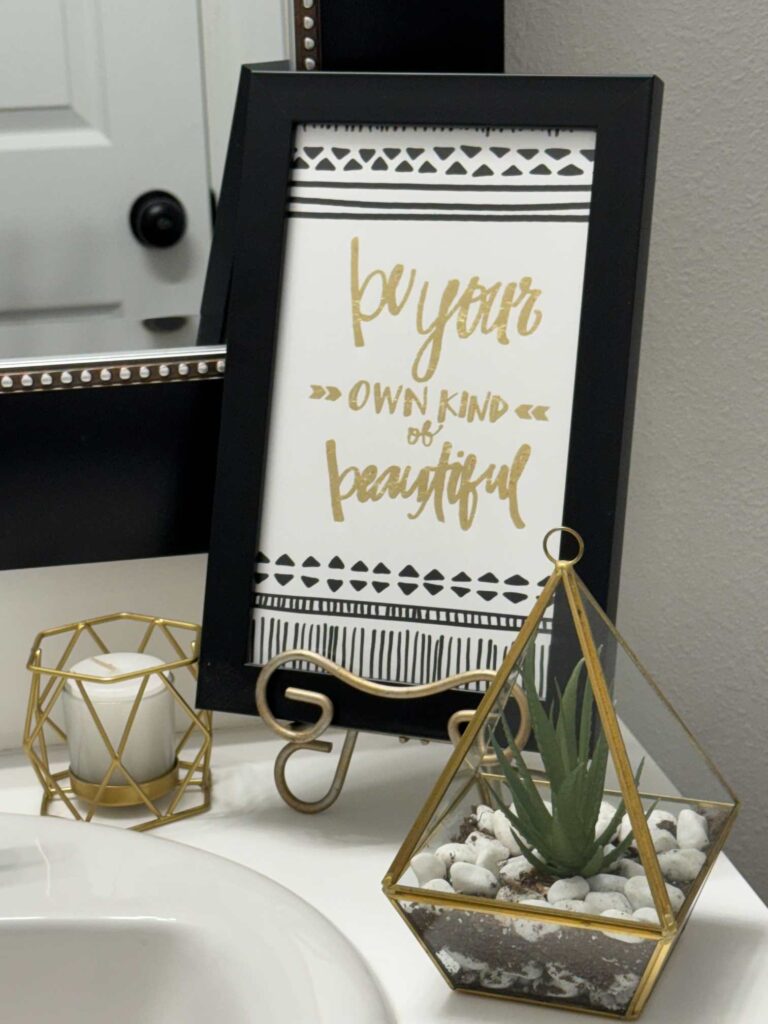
[490,646,651,878]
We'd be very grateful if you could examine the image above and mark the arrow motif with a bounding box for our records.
[309,384,342,401]
[515,403,549,421]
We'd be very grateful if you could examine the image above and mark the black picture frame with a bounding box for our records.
[197,69,662,740]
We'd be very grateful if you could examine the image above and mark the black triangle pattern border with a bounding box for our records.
[253,551,545,607]
[292,142,594,179]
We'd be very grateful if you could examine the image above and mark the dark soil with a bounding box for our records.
[402,901,654,1012]
[406,801,730,1010]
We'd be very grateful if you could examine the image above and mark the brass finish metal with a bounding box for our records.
[69,762,179,806]
[274,730,359,813]
[561,568,675,932]
[383,528,739,1018]
[256,648,531,813]
[543,523,585,566]
[23,612,212,831]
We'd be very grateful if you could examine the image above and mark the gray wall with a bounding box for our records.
[505,1,768,898]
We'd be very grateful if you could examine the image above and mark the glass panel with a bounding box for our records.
[575,577,737,917]
[397,899,656,1014]
[392,586,557,888]
[393,577,673,924]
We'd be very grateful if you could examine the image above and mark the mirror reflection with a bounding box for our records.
[0,0,288,363]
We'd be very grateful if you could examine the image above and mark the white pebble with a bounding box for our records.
[632,907,660,925]
[677,809,708,851]
[499,855,531,885]
[596,801,619,840]
[423,878,454,893]
[664,882,685,913]
[647,809,677,831]
[464,829,488,849]
[589,873,628,893]
[553,898,587,912]
[617,814,633,844]
[492,809,521,854]
[483,962,542,989]
[410,851,446,886]
[547,876,589,904]
[475,846,503,877]
[598,972,643,1011]
[625,875,684,913]
[475,805,495,834]
[657,848,707,883]
[651,827,678,853]
[618,859,646,879]
[450,861,499,897]
[513,899,561,941]
[436,948,488,976]
[546,965,588,998]
[481,968,517,990]
[435,842,475,867]
[476,836,511,864]
[624,875,656,910]
[600,909,645,944]
[436,949,461,976]
[464,832,509,863]
[619,813,678,852]
[496,885,523,903]
[585,891,632,914]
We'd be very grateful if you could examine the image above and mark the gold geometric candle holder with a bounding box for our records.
[23,612,212,831]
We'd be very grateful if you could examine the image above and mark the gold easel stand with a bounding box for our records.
[23,612,212,831]
[256,652,531,813]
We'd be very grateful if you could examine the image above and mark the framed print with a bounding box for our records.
[197,70,662,739]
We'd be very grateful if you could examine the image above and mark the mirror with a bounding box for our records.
[0,0,289,369]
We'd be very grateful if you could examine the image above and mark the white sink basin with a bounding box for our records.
[0,813,392,1024]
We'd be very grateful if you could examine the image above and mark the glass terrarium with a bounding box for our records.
[383,529,738,1019]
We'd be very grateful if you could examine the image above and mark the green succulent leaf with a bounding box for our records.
[554,657,584,771]
[486,645,654,879]
[519,650,566,790]
[577,670,595,765]
[580,846,607,877]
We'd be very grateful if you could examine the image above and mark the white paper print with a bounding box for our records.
[250,124,596,688]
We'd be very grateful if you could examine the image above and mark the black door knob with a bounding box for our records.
[130,191,187,248]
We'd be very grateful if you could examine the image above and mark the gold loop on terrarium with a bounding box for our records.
[543,525,585,567]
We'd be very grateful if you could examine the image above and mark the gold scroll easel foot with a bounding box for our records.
[256,650,531,814]
[274,729,359,814]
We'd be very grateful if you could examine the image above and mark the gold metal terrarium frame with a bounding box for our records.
[383,528,739,1019]
[23,612,212,831]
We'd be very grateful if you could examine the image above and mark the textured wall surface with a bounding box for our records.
[505,0,768,898]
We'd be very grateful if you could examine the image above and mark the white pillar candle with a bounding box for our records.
[62,653,176,785]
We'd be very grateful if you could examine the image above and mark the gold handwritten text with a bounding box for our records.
[325,439,531,531]
[350,237,543,382]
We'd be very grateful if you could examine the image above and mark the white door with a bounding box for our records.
[0,0,211,352]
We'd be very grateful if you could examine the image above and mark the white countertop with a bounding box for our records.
[1,725,766,1023]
